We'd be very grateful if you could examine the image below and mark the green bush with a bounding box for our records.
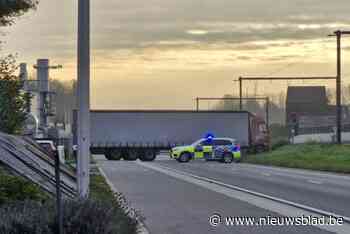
[0,198,138,234]
[61,198,138,234]
[0,200,53,234]
[271,139,289,150]
[0,168,48,205]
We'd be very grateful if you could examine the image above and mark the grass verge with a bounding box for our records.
[90,169,139,234]
[90,171,116,201]
[244,143,350,173]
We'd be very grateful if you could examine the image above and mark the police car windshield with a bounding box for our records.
[191,139,205,146]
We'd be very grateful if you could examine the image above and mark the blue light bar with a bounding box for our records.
[205,133,215,140]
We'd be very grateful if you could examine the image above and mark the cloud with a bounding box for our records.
[237,56,252,61]
[3,0,350,108]
[186,30,209,35]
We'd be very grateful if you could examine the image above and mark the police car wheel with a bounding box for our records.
[179,152,190,163]
[222,153,233,164]
[234,156,241,163]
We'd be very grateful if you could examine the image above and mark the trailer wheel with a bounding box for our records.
[222,152,233,164]
[178,152,191,163]
[110,149,122,160]
[104,151,112,160]
[105,150,122,160]
[139,150,156,161]
[123,149,138,161]
[255,145,266,154]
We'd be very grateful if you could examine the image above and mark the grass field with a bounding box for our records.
[244,143,350,173]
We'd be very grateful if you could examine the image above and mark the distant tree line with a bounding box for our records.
[206,94,286,125]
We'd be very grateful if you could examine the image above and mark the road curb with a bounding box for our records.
[97,166,150,234]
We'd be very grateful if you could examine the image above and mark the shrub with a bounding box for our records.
[61,198,138,234]
[271,139,289,150]
[0,198,138,234]
[0,200,53,234]
[0,168,48,206]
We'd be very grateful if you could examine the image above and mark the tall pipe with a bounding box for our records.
[19,63,28,88]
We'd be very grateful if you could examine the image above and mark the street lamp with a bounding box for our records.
[328,30,350,144]
[77,0,90,198]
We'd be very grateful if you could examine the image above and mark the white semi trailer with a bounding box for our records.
[73,110,268,161]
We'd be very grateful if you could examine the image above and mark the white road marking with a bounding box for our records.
[138,162,350,234]
[308,180,323,185]
[261,172,271,177]
[240,164,350,182]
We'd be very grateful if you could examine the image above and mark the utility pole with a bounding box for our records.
[77,0,90,198]
[239,77,243,110]
[55,153,63,234]
[329,30,350,144]
[265,97,269,133]
[336,31,342,145]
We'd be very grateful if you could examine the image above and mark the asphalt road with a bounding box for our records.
[96,153,350,234]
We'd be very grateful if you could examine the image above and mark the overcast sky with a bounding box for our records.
[2,0,350,109]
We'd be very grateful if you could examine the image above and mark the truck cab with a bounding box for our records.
[250,116,270,153]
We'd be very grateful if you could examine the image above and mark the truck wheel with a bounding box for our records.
[110,149,122,160]
[222,152,233,164]
[104,151,112,160]
[123,149,138,161]
[139,150,156,161]
[178,152,191,163]
[255,145,266,154]
[105,150,122,160]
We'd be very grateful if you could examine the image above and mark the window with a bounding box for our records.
[213,139,232,146]
[201,140,213,146]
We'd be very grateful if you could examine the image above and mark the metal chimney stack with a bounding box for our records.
[36,59,50,129]
[19,63,28,90]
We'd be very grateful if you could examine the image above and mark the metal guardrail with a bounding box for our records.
[0,132,77,198]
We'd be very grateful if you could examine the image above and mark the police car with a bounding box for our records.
[170,136,241,163]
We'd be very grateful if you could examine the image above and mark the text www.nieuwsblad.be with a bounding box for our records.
[209,214,344,227]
